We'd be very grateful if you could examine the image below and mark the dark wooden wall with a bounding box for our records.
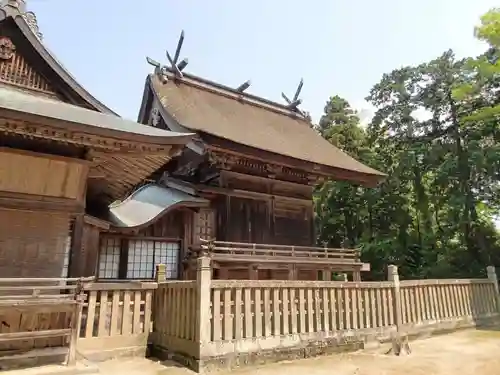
[214,195,313,246]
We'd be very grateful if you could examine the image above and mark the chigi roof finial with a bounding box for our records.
[1,0,42,40]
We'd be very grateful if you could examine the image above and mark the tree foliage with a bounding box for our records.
[314,9,500,280]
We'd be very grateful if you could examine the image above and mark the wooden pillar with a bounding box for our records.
[68,214,84,277]
[288,265,297,280]
[322,270,331,281]
[196,256,211,358]
[249,265,258,280]
[353,271,361,282]
[487,266,500,313]
[388,265,402,332]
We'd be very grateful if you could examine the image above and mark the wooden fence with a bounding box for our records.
[77,281,156,360]
[150,258,500,371]
[0,277,90,369]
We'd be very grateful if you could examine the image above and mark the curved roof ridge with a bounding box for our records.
[0,4,118,115]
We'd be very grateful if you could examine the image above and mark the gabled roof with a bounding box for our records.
[143,71,385,184]
[0,3,116,114]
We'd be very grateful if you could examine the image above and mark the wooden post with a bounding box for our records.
[353,271,361,282]
[249,265,258,280]
[388,265,402,331]
[487,266,500,313]
[67,278,85,365]
[155,264,166,283]
[196,256,211,358]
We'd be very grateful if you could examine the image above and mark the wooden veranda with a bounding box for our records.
[183,239,370,281]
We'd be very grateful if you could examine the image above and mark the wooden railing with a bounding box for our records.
[197,239,361,265]
[151,281,199,358]
[210,280,395,341]
[150,259,500,370]
[77,281,157,359]
[399,279,499,326]
[0,277,91,368]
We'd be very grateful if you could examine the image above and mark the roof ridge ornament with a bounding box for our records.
[1,1,42,40]
[146,30,188,83]
[281,78,304,111]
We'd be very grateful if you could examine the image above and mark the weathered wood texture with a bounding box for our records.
[0,38,58,98]
[150,281,199,358]
[0,148,88,202]
[78,282,156,359]
[150,258,500,371]
[0,278,86,369]
[213,197,312,246]
[0,209,71,278]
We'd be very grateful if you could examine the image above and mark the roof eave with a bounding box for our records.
[8,13,117,115]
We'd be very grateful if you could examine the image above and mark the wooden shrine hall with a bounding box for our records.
[118,32,386,281]
[0,1,193,279]
[0,0,385,283]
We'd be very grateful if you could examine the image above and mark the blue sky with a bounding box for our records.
[30,0,498,123]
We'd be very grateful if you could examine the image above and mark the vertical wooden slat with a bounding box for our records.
[382,288,389,326]
[212,289,222,341]
[337,287,344,330]
[234,288,242,339]
[344,287,351,330]
[299,288,306,333]
[376,288,382,327]
[244,288,252,338]
[329,288,337,331]
[357,287,364,329]
[85,291,97,338]
[351,286,358,329]
[144,290,152,335]
[322,288,329,332]
[282,288,290,335]
[307,288,314,332]
[290,288,298,334]
[273,288,281,336]
[98,291,109,336]
[122,291,132,335]
[223,288,232,340]
[263,288,272,337]
[133,291,142,334]
[314,288,322,332]
[254,288,263,337]
[110,290,121,335]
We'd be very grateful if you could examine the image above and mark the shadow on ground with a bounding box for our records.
[89,328,500,375]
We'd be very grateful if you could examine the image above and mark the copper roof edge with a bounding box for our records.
[157,69,310,122]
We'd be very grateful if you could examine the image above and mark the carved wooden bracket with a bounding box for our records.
[0,37,15,60]
[208,151,238,170]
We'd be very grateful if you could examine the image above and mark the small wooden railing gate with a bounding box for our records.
[0,277,90,370]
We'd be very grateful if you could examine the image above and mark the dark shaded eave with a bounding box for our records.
[0,8,117,115]
[108,183,210,230]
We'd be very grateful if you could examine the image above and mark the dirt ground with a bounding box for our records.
[8,328,500,375]
[94,328,500,375]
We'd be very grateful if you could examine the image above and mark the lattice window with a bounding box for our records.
[98,237,121,279]
[195,208,215,242]
[127,240,180,280]
[127,240,155,279]
[154,241,180,279]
